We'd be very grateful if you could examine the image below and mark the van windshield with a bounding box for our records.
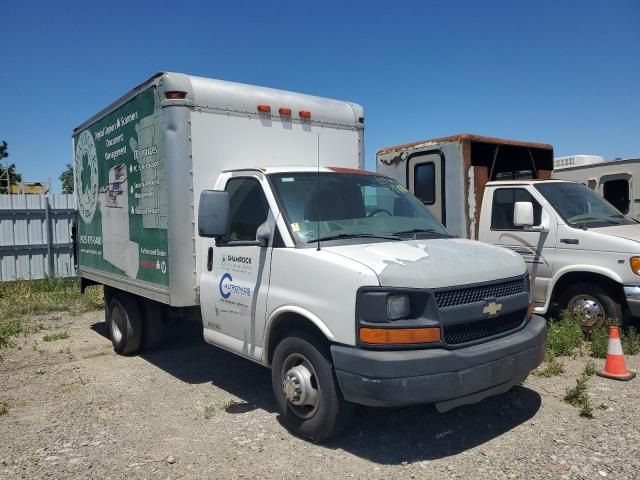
[535,182,635,228]
[269,172,450,244]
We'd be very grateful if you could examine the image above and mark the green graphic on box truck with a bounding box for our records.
[74,88,169,287]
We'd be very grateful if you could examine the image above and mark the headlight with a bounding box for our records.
[387,294,410,320]
[631,257,640,276]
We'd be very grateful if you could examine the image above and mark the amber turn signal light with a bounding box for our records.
[165,91,187,100]
[360,327,441,345]
[630,257,640,276]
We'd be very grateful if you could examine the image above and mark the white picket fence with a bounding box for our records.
[0,194,76,281]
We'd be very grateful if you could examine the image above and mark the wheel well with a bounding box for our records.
[266,312,330,365]
[551,272,624,307]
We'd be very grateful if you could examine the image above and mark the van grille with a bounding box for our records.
[443,309,527,345]
[434,279,526,308]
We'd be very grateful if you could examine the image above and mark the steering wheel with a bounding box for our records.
[367,208,393,217]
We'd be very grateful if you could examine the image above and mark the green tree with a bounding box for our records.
[59,163,74,194]
[0,141,23,193]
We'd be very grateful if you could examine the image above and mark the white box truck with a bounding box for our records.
[378,134,640,329]
[74,76,545,441]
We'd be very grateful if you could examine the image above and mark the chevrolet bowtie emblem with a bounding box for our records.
[483,301,503,316]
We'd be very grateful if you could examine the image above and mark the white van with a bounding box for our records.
[74,77,545,441]
[378,134,640,328]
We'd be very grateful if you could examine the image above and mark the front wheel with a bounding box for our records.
[271,333,354,442]
[558,282,622,330]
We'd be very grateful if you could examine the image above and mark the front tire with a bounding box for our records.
[271,333,354,442]
[106,294,142,355]
[559,282,622,330]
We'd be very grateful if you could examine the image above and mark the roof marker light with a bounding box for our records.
[165,91,187,100]
[257,104,271,113]
[299,110,311,119]
[279,107,292,116]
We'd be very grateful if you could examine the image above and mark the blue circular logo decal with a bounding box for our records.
[219,273,232,299]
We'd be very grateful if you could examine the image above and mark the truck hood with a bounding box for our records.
[323,238,525,289]
[590,224,640,244]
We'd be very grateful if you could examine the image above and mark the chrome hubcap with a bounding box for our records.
[110,307,124,343]
[281,354,319,419]
[568,295,604,328]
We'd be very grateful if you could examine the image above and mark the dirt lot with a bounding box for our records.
[1,311,639,480]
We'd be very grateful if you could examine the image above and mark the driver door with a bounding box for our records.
[200,174,274,360]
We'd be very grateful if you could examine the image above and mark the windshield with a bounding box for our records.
[535,182,634,228]
[269,172,450,244]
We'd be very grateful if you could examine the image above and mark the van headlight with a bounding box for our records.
[387,294,410,320]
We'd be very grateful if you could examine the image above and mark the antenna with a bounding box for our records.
[316,132,321,251]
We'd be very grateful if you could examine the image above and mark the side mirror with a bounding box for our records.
[198,190,230,238]
[513,201,534,228]
[256,222,272,247]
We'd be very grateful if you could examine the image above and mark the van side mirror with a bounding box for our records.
[513,201,534,227]
[198,190,230,238]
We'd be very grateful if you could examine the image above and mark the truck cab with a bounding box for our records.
[479,179,640,327]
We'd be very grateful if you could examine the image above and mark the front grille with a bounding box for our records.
[434,278,526,308]
[443,309,527,345]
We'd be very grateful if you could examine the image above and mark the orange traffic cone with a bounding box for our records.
[597,326,636,381]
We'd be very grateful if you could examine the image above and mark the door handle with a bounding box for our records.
[207,247,213,271]
[560,238,579,245]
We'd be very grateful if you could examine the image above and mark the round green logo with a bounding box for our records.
[74,129,99,224]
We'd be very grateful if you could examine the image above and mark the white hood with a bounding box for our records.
[324,238,526,289]
[590,224,640,243]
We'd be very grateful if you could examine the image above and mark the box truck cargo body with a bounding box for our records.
[74,72,364,307]
[75,78,545,441]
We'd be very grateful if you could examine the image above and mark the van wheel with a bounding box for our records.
[106,294,142,355]
[559,283,621,330]
[271,333,354,442]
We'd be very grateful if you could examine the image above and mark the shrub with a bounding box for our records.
[532,353,565,377]
[546,312,583,357]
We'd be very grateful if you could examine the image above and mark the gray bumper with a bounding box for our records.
[624,286,640,317]
[331,315,546,409]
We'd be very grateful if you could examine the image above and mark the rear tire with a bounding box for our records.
[271,333,354,442]
[558,282,622,330]
[141,299,165,351]
[106,294,142,355]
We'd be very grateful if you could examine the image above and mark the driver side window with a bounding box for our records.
[491,188,542,230]
[225,177,269,241]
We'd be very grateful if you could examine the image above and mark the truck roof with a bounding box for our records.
[485,179,570,187]
[376,133,553,155]
[224,166,382,175]
[74,72,364,133]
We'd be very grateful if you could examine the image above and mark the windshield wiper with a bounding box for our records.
[309,233,402,243]
[571,216,622,226]
[392,228,453,237]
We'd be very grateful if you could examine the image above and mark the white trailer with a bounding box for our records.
[75,77,545,441]
[553,156,640,221]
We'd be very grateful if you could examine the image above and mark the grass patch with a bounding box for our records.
[546,312,583,357]
[589,321,640,358]
[564,363,595,418]
[204,404,216,419]
[0,403,8,416]
[0,319,22,349]
[532,353,565,378]
[0,278,102,349]
[43,331,70,342]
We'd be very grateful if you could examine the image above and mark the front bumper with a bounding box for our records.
[624,286,640,317]
[331,315,546,409]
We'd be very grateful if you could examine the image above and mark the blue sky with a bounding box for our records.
[1,0,639,192]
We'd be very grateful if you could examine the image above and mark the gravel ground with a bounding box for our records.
[1,311,639,479]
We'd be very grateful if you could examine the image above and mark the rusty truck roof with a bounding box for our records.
[376,133,553,155]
